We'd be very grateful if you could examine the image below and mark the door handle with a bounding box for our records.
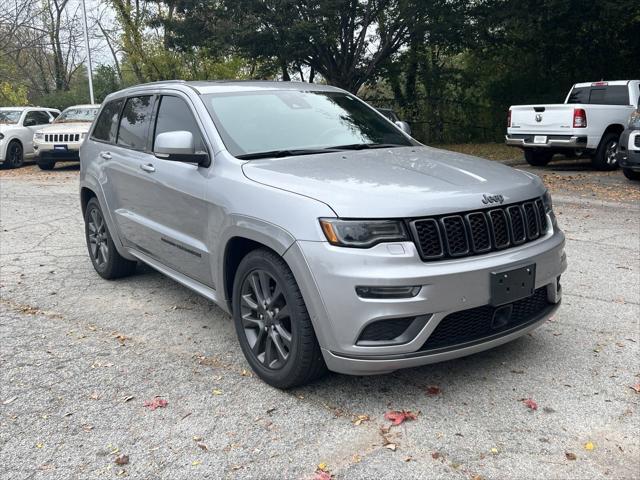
[100,152,112,160]
[140,163,155,173]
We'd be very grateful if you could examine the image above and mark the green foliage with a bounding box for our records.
[94,65,121,103]
[0,82,29,107]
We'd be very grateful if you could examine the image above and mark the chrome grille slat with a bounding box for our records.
[411,197,548,262]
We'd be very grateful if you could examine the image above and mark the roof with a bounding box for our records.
[111,80,345,96]
[61,104,101,110]
[0,106,60,111]
[573,80,639,88]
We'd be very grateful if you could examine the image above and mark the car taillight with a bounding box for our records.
[507,109,511,128]
[573,108,587,128]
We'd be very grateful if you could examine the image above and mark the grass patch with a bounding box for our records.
[437,143,522,162]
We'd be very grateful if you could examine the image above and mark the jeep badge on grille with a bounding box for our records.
[482,194,504,205]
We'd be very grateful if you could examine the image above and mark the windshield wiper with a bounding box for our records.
[326,143,407,150]
[236,148,341,160]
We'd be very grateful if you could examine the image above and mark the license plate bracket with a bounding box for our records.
[533,135,547,144]
[54,144,68,151]
[490,264,536,306]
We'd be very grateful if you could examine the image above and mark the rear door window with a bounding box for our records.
[117,96,154,150]
[92,99,124,143]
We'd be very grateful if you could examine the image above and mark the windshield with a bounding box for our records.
[55,107,99,123]
[203,90,413,157]
[0,110,22,124]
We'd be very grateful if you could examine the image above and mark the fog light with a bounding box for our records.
[355,285,421,299]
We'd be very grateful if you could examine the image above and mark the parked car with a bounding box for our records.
[376,107,412,135]
[506,80,640,170]
[34,104,100,170]
[616,105,640,181]
[80,81,566,388]
[0,107,60,168]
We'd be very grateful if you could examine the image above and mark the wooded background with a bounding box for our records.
[1,0,639,143]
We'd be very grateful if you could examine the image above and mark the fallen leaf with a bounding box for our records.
[197,442,208,451]
[192,460,202,466]
[317,463,329,472]
[313,472,332,480]
[404,456,413,462]
[431,452,441,459]
[115,454,129,465]
[565,452,577,460]
[192,436,203,442]
[2,397,17,405]
[353,414,370,426]
[89,392,100,400]
[523,398,538,410]
[122,395,135,403]
[143,397,168,410]
[490,447,499,455]
[584,441,595,451]
[36,443,44,449]
[384,410,418,425]
[425,385,441,396]
[384,443,397,451]
[240,369,251,377]
[211,389,223,396]
[630,384,640,393]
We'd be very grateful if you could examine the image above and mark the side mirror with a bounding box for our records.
[154,130,209,166]
[395,120,412,136]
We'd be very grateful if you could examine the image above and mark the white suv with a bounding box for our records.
[0,107,60,168]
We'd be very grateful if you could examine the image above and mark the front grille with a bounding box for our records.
[420,287,551,351]
[44,133,80,143]
[358,317,414,342]
[411,197,549,261]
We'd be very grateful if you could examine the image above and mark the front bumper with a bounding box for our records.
[505,134,588,150]
[285,225,566,375]
[617,129,640,171]
[34,141,82,160]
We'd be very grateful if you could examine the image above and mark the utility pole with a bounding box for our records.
[81,0,95,104]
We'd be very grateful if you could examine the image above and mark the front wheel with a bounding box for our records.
[524,149,553,166]
[232,249,326,389]
[623,168,640,181]
[591,132,620,171]
[37,158,56,170]
[6,141,24,168]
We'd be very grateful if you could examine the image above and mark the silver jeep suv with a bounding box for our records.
[80,81,566,388]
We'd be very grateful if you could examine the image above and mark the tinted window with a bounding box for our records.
[567,87,589,104]
[50,111,60,118]
[92,99,123,143]
[568,85,630,105]
[24,111,51,125]
[117,96,153,150]
[154,96,206,153]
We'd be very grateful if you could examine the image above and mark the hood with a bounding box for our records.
[241,146,545,218]
[37,122,93,134]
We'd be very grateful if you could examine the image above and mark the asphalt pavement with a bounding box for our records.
[1,160,638,479]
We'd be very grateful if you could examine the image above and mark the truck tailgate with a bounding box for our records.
[509,104,576,134]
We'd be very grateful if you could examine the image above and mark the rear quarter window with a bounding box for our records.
[92,99,124,143]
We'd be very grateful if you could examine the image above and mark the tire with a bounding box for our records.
[37,158,56,170]
[6,141,24,168]
[623,168,640,181]
[591,132,620,171]
[84,197,136,279]
[232,248,327,389]
[524,149,553,166]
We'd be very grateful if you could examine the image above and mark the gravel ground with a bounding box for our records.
[1,160,639,480]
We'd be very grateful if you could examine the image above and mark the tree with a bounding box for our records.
[159,0,411,93]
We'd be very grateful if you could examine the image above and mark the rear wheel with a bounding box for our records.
[623,168,640,181]
[591,132,619,171]
[232,248,326,389]
[84,197,137,279]
[524,149,553,166]
[6,141,24,168]
[37,157,56,170]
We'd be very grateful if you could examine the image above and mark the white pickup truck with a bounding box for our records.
[506,80,640,170]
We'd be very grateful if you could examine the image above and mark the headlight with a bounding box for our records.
[80,132,86,139]
[629,110,640,129]
[319,218,408,247]
[34,132,44,140]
